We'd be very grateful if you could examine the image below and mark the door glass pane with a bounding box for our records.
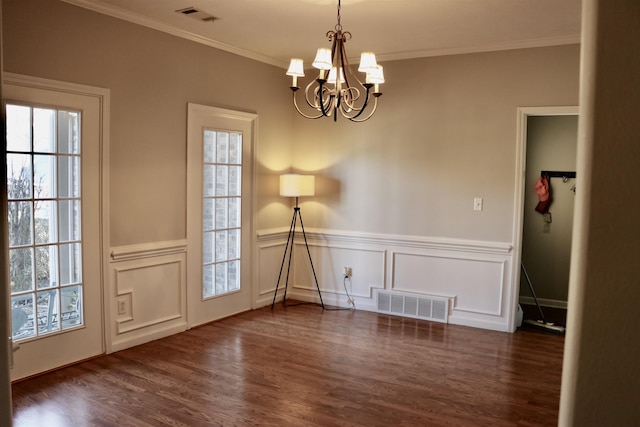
[58,111,80,154]
[203,231,214,264]
[229,133,241,164]
[8,201,33,246]
[228,260,240,291]
[215,230,228,262]
[203,165,215,197]
[59,200,81,242]
[216,132,228,163]
[202,129,242,299]
[36,245,58,290]
[215,263,227,294]
[58,156,80,198]
[37,289,59,334]
[229,198,240,228]
[7,104,85,341]
[215,198,228,229]
[9,248,34,293]
[34,155,57,198]
[33,108,56,153]
[203,199,214,231]
[11,295,35,340]
[203,265,214,297]
[59,243,82,286]
[215,165,228,196]
[7,154,32,199]
[34,200,58,244]
[229,166,240,196]
[61,285,82,329]
[6,105,31,152]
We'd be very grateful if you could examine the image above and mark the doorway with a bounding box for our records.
[4,74,109,380]
[513,107,578,328]
[186,104,256,327]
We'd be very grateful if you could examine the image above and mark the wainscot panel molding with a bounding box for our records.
[257,228,515,331]
[107,240,187,353]
[110,239,188,262]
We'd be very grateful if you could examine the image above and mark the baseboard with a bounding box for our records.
[519,296,567,309]
[108,323,187,353]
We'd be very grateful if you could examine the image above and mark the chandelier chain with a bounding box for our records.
[336,0,342,32]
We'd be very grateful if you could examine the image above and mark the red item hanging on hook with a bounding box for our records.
[534,175,552,214]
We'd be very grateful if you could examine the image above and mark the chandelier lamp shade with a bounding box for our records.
[286,0,384,122]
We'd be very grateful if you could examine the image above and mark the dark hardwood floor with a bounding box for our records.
[12,304,565,426]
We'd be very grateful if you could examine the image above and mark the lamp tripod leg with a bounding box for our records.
[296,208,324,309]
[271,209,297,309]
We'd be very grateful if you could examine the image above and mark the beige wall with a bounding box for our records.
[2,0,293,247]
[291,46,580,244]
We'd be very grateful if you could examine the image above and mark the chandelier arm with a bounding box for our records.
[304,79,321,109]
[303,78,332,117]
[342,85,372,120]
[318,81,335,118]
[339,86,362,113]
[291,91,325,119]
[347,96,379,122]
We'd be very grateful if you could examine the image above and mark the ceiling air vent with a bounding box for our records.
[175,7,219,23]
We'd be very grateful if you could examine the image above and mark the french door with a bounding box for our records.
[4,75,106,380]
[186,104,255,327]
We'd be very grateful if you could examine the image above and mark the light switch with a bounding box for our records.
[474,197,483,211]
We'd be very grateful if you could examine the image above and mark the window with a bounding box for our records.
[7,104,84,341]
[202,130,242,298]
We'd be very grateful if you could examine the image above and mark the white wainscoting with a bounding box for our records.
[257,229,515,332]
[107,240,188,352]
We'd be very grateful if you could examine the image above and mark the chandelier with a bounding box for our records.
[286,0,384,122]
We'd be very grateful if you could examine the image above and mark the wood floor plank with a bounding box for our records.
[12,305,565,426]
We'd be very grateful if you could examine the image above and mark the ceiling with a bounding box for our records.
[62,0,582,68]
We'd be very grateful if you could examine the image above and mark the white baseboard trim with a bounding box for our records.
[519,296,567,309]
[108,323,187,354]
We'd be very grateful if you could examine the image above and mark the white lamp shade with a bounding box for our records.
[327,67,345,85]
[286,58,305,77]
[280,174,315,197]
[312,48,333,70]
[368,65,385,84]
[358,52,378,73]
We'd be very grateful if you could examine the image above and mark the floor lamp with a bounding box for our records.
[271,174,324,309]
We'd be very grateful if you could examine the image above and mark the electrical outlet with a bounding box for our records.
[118,299,127,315]
[473,197,483,211]
[344,266,352,278]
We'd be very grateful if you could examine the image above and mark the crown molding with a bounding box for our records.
[376,34,581,63]
[62,0,579,69]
